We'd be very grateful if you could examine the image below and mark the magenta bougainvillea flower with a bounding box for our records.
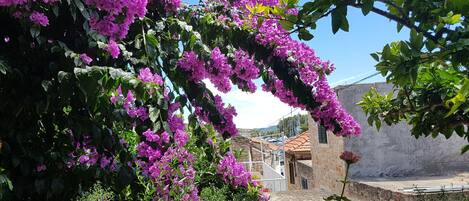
[106,40,120,58]
[79,53,93,65]
[29,11,49,26]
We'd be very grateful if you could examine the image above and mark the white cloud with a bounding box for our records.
[204,81,306,128]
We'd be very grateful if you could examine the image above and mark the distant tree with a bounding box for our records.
[278,114,308,137]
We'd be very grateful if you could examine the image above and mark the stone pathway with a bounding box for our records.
[269,190,364,201]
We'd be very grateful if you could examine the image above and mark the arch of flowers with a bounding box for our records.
[0,0,360,200]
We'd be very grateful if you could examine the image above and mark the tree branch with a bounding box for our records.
[348,2,440,42]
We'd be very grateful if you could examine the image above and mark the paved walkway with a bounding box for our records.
[269,190,364,201]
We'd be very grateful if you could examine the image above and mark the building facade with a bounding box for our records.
[309,82,469,196]
[284,132,314,191]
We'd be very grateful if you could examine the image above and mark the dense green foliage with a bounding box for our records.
[0,0,360,199]
[277,114,308,137]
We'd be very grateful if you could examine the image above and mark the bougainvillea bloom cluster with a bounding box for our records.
[176,48,261,137]
[207,47,233,93]
[109,72,198,200]
[210,0,361,136]
[134,103,198,200]
[194,95,238,137]
[85,0,148,39]
[138,67,164,85]
[233,49,259,92]
[29,11,49,26]
[106,40,120,59]
[177,51,206,82]
[217,152,252,188]
[67,134,119,171]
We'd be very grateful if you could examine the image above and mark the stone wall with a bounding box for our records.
[347,181,469,201]
[285,156,313,191]
[296,160,314,190]
[336,83,469,178]
[308,117,347,193]
[284,154,296,190]
[231,135,251,161]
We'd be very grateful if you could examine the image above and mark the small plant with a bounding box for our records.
[324,151,361,201]
[75,182,115,201]
[200,186,229,201]
[415,188,469,201]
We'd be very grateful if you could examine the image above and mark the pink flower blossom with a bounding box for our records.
[138,67,163,85]
[106,40,120,59]
[36,164,47,172]
[29,11,49,26]
[177,51,206,82]
[80,53,93,65]
[208,47,232,93]
[218,152,252,188]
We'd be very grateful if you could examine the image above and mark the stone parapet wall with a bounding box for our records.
[347,181,469,201]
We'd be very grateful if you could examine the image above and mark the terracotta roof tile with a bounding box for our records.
[284,131,311,153]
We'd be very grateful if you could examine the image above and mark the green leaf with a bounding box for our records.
[455,125,465,137]
[30,26,41,38]
[52,6,59,17]
[145,34,159,47]
[425,39,436,51]
[331,9,341,34]
[367,116,374,126]
[149,107,160,123]
[375,119,381,131]
[382,44,391,59]
[410,29,424,50]
[396,23,404,32]
[302,2,315,12]
[449,14,462,24]
[461,144,469,154]
[298,28,314,40]
[370,53,380,62]
[361,0,374,15]
[445,78,469,117]
[74,0,89,19]
[0,175,13,190]
[442,13,462,25]
[340,16,349,32]
[279,20,294,31]
[0,59,10,75]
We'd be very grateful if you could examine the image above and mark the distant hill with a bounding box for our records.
[238,128,255,137]
[256,125,277,133]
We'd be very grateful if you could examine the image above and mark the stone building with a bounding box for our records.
[308,82,469,200]
[284,131,313,190]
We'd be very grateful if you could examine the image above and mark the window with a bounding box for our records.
[289,163,295,184]
[318,124,328,144]
[301,177,308,189]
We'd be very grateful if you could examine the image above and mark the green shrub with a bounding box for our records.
[200,186,228,201]
[75,182,115,201]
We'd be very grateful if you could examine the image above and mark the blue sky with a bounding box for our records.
[184,1,409,128]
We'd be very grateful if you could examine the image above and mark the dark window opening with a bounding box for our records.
[289,163,295,184]
[318,124,328,144]
[301,177,308,189]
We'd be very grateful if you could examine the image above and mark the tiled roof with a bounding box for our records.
[284,131,311,153]
[250,138,280,151]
